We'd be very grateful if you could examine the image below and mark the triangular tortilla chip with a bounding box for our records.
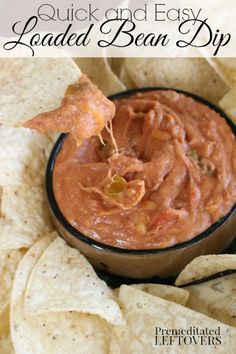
[185,273,236,327]
[113,283,189,306]
[207,58,236,87]
[1,185,53,247]
[219,87,236,123]
[175,255,236,286]
[11,233,110,354]
[0,221,33,250]
[110,285,236,353]
[0,336,14,354]
[73,58,125,95]
[132,283,189,306]
[0,58,81,126]
[24,237,124,325]
[122,58,229,103]
[0,125,52,186]
[0,306,14,354]
[0,249,24,313]
[24,74,116,141]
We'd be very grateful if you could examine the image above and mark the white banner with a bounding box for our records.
[0,0,235,57]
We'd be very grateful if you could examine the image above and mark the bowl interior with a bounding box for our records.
[46,87,236,255]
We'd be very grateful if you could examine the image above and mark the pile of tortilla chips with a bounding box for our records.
[0,57,236,353]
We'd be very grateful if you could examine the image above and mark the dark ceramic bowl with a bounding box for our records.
[46,87,236,279]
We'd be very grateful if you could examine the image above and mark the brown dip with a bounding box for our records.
[53,90,236,249]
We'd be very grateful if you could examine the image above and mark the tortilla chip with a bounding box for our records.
[0,305,14,353]
[0,58,81,126]
[73,58,125,96]
[219,87,236,123]
[0,249,24,313]
[13,310,110,354]
[11,234,110,354]
[175,255,236,286]
[114,283,189,306]
[110,58,126,77]
[0,336,14,354]
[24,74,116,142]
[110,285,236,353]
[131,284,189,306]
[207,58,236,87]
[122,58,229,104]
[119,65,136,89]
[185,273,236,328]
[0,220,33,250]
[0,125,52,186]
[0,185,2,204]
[1,185,53,247]
[24,237,124,325]
[0,305,10,338]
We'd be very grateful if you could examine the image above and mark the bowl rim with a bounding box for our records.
[46,86,236,255]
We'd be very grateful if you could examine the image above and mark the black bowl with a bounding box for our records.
[46,87,236,279]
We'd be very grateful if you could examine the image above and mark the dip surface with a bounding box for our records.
[53,90,236,249]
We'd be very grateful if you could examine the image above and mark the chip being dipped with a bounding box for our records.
[0,58,81,126]
[24,74,116,143]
